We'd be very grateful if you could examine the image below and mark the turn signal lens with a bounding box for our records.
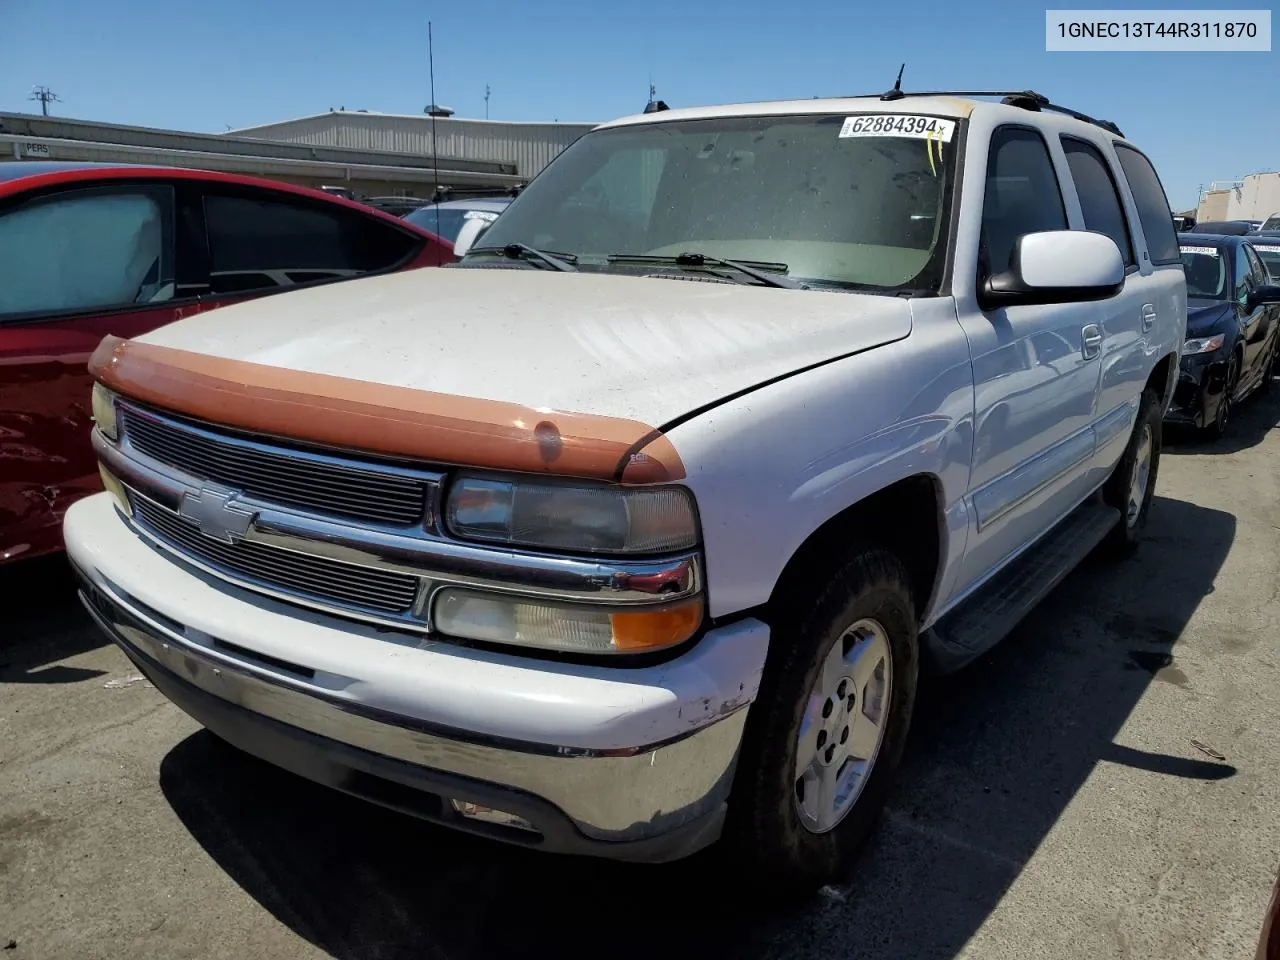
[432,588,703,654]
[91,383,119,440]
[98,465,133,517]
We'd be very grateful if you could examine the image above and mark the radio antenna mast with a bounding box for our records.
[881,64,906,101]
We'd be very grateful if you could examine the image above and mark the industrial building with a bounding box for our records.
[230,109,596,183]
[0,108,597,199]
[1196,172,1280,223]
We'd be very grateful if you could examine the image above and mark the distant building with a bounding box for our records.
[1196,173,1280,223]
[228,110,598,182]
[0,108,598,199]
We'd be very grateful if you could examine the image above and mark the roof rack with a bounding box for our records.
[870,88,1124,138]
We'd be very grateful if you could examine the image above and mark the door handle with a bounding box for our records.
[1141,303,1156,332]
[1081,324,1103,359]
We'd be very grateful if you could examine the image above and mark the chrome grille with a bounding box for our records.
[119,405,430,527]
[131,495,420,615]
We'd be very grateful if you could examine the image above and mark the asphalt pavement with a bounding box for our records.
[4,389,1280,960]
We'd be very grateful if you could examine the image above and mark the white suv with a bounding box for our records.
[69,90,1186,893]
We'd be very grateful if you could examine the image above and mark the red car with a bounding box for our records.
[0,162,454,563]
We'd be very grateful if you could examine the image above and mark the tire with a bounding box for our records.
[1101,387,1161,556]
[1203,354,1238,440]
[721,546,919,896]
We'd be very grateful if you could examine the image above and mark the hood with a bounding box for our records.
[136,266,914,426]
[1186,299,1233,338]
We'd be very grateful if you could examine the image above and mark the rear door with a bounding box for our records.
[1057,133,1147,485]
[0,181,181,560]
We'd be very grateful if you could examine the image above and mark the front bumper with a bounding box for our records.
[66,493,770,862]
[1165,354,1229,427]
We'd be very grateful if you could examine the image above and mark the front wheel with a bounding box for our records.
[721,547,919,895]
[1203,355,1238,440]
[1101,387,1162,556]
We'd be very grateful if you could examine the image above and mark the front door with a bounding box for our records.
[951,125,1105,598]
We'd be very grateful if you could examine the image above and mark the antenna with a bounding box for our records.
[484,83,491,120]
[428,21,442,256]
[29,85,61,116]
[880,64,906,101]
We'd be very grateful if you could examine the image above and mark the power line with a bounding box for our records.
[30,85,60,116]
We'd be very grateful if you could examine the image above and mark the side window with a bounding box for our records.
[1244,245,1270,287]
[980,127,1067,277]
[0,185,174,320]
[1233,246,1255,302]
[1060,136,1135,266]
[202,192,419,295]
[1113,144,1180,264]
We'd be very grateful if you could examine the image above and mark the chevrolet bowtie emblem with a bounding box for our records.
[178,485,256,544]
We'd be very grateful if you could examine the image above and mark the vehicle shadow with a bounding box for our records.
[1165,376,1280,456]
[0,552,109,684]
[158,493,1235,960]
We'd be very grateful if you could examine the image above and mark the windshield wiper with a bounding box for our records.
[605,252,807,290]
[470,243,577,272]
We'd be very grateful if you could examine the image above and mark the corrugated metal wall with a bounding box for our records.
[231,114,597,178]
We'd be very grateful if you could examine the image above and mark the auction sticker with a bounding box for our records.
[1254,244,1280,253]
[839,114,956,141]
[1180,245,1219,256]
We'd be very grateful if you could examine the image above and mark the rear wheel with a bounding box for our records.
[721,546,919,895]
[1102,387,1161,556]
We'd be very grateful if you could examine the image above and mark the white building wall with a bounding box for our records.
[1198,173,1280,221]
[230,113,597,179]
[1232,172,1280,220]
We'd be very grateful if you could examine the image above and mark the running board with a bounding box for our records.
[923,499,1122,674]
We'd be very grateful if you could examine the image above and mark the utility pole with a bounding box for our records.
[29,85,60,116]
[484,84,490,119]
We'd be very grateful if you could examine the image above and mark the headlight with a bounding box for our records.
[91,383,119,440]
[445,476,698,555]
[1182,334,1225,356]
[433,589,704,654]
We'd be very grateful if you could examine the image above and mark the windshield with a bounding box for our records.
[474,113,959,291]
[1262,215,1280,232]
[1253,242,1280,282]
[1180,244,1226,299]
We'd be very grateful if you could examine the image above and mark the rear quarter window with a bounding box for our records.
[1113,144,1180,265]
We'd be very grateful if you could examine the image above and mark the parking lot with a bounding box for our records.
[3,388,1279,960]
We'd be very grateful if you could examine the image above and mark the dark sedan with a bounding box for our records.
[1167,234,1280,437]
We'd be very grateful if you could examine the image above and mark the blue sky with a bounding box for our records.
[2,0,1275,210]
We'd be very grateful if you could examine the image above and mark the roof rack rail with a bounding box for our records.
[866,88,1124,138]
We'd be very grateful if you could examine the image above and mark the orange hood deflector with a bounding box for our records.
[88,335,684,484]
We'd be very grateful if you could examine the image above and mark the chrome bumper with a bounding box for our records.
[75,570,745,862]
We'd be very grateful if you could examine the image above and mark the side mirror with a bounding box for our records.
[453,219,490,258]
[1249,283,1280,307]
[981,230,1125,308]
